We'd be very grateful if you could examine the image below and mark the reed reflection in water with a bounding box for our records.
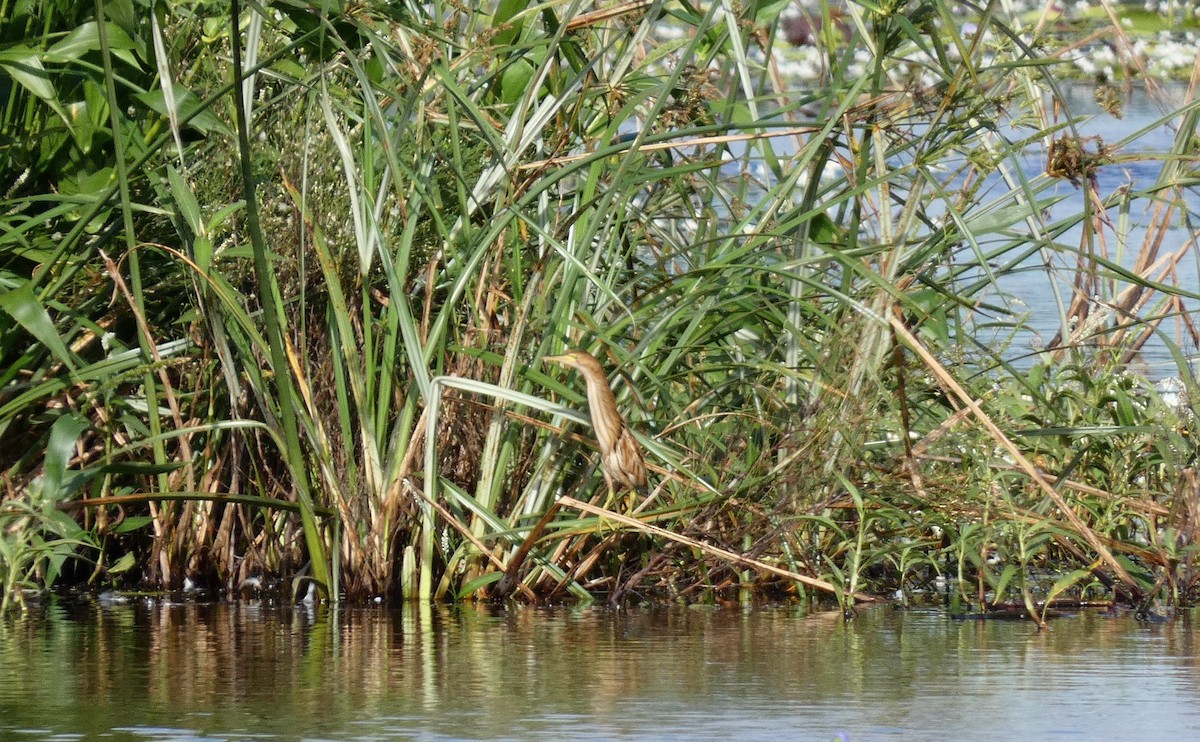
[2,603,1200,739]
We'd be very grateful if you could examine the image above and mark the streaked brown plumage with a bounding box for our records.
[544,349,647,493]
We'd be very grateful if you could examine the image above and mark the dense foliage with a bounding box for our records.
[2,0,1198,620]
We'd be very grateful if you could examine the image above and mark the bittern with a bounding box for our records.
[495,349,646,598]
[543,349,647,495]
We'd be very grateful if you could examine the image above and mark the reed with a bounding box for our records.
[1,0,1198,614]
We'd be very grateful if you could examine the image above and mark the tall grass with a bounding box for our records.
[1,0,1198,614]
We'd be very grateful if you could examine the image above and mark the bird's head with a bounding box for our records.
[543,349,600,372]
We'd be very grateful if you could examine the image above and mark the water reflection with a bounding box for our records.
[3,602,1200,739]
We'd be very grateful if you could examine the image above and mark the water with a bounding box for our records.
[723,82,1200,375]
[996,83,1200,374]
[3,601,1200,740]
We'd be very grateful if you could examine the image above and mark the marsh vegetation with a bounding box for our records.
[2,0,1199,620]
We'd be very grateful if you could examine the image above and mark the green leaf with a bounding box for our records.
[492,0,530,47]
[991,563,1018,598]
[135,85,230,135]
[41,507,86,539]
[500,58,536,105]
[271,59,307,80]
[457,570,503,598]
[58,165,115,197]
[0,283,77,371]
[66,79,110,154]
[44,550,68,587]
[42,413,90,502]
[0,47,56,100]
[107,551,138,573]
[167,165,210,269]
[207,201,245,232]
[95,461,186,475]
[808,213,842,246]
[113,516,154,534]
[964,195,1064,235]
[1043,568,1092,607]
[102,0,144,50]
[46,21,142,68]
[750,0,793,24]
[729,101,755,127]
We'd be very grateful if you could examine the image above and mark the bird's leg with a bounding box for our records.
[600,471,618,512]
[600,486,618,514]
[601,485,640,516]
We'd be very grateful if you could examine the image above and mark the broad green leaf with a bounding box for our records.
[207,201,245,232]
[492,0,530,47]
[0,283,77,371]
[135,86,230,135]
[167,166,211,269]
[107,551,138,572]
[808,213,842,246]
[43,550,69,587]
[58,166,115,196]
[192,236,213,272]
[41,507,86,539]
[500,58,536,105]
[113,516,154,534]
[991,563,1018,598]
[457,570,503,598]
[729,101,755,127]
[271,59,306,80]
[0,47,56,100]
[750,0,793,24]
[46,21,142,68]
[1042,568,1093,619]
[42,413,90,502]
[102,0,144,50]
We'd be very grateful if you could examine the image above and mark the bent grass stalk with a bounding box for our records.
[889,316,1139,595]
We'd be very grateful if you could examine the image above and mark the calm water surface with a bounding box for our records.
[739,82,1200,374]
[972,83,1200,374]
[2,602,1200,740]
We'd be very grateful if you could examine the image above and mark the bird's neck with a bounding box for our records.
[583,374,623,449]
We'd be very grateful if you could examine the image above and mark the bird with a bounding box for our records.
[543,349,647,496]
[494,348,647,599]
